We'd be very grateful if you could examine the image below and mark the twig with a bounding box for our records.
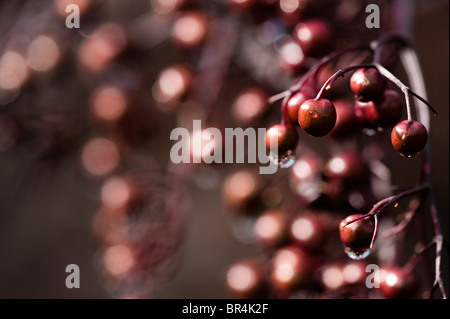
[268,44,372,104]
[400,45,447,299]
[344,184,430,226]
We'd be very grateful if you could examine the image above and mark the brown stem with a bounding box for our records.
[268,44,372,104]
[344,184,430,226]
[400,46,447,299]
[382,196,424,239]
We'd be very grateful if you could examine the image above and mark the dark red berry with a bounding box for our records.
[265,124,299,153]
[354,89,404,128]
[350,68,386,102]
[278,0,309,27]
[222,169,265,215]
[254,209,289,248]
[324,151,369,187]
[270,246,307,292]
[341,261,369,286]
[375,266,421,299]
[289,154,324,206]
[339,214,375,258]
[226,260,268,299]
[231,87,268,125]
[227,0,256,13]
[171,11,208,49]
[329,99,360,138]
[284,86,316,125]
[298,99,336,137]
[290,213,333,252]
[293,19,333,57]
[391,120,428,157]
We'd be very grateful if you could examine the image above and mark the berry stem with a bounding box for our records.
[400,45,447,298]
[370,215,378,249]
[268,44,372,104]
[371,34,409,64]
[404,240,436,274]
[314,63,377,100]
[382,196,424,239]
[344,184,430,226]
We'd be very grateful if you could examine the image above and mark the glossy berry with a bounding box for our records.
[290,213,332,252]
[265,124,299,153]
[298,99,336,137]
[227,0,256,12]
[226,260,268,299]
[324,151,370,187]
[171,11,208,49]
[289,154,324,205]
[278,0,309,27]
[320,263,345,291]
[329,99,360,138]
[254,209,289,248]
[350,68,386,102]
[391,120,428,157]
[270,246,308,293]
[354,89,404,128]
[375,266,420,299]
[222,170,265,215]
[284,86,316,125]
[341,261,369,286]
[232,87,268,125]
[293,19,333,57]
[339,214,375,259]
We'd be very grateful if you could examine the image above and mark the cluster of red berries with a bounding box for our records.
[265,65,429,168]
[220,0,439,300]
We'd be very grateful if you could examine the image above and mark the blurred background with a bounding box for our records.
[0,0,448,298]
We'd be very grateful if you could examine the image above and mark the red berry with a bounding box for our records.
[293,19,333,57]
[265,123,299,153]
[320,263,345,291]
[284,86,316,125]
[391,120,428,157]
[254,209,289,248]
[375,266,420,299]
[354,89,404,128]
[339,214,375,259]
[253,210,288,247]
[171,11,208,49]
[231,87,268,125]
[227,0,256,12]
[270,246,308,293]
[298,99,336,137]
[290,213,332,252]
[324,151,369,187]
[222,169,265,215]
[226,260,268,299]
[350,68,386,102]
[278,0,309,27]
[329,99,360,138]
[289,154,324,206]
[341,261,369,286]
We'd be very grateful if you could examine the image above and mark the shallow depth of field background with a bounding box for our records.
[0,0,448,298]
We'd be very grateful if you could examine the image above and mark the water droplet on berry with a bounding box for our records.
[269,150,296,168]
[344,247,371,260]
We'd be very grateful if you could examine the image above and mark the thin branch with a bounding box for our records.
[268,44,372,104]
[400,46,447,299]
[344,184,429,226]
